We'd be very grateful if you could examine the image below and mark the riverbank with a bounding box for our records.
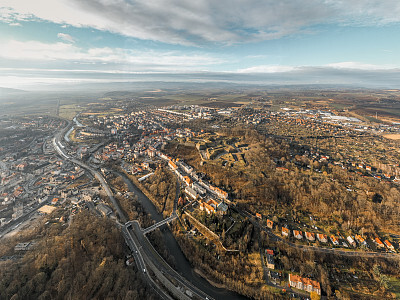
[194,268,227,289]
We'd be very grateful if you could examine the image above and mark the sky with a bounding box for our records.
[1,0,400,90]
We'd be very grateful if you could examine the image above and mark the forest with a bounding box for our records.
[0,211,157,300]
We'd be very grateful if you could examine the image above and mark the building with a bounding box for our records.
[355,234,367,246]
[200,202,215,214]
[293,230,303,240]
[330,235,339,246]
[210,185,228,199]
[375,237,385,248]
[289,274,321,295]
[207,199,219,209]
[305,232,315,242]
[384,240,395,251]
[168,160,178,170]
[217,202,228,214]
[185,186,198,199]
[347,236,356,247]
[282,227,290,237]
[14,242,35,251]
[97,203,113,217]
[266,253,275,269]
[192,182,206,196]
[266,219,274,229]
[317,233,328,243]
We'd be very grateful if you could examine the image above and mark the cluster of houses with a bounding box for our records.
[167,158,229,214]
[255,213,396,252]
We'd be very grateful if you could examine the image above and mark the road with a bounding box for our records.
[0,199,49,239]
[121,225,174,300]
[128,221,214,300]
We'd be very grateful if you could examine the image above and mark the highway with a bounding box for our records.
[128,221,214,300]
[121,225,174,300]
[52,122,214,300]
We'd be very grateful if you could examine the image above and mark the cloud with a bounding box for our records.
[0,39,224,71]
[237,61,400,74]
[237,65,296,73]
[327,62,395,70]
[57,33,75,43]
[2,0,400,45]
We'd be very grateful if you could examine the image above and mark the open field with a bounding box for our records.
[58,104,82,120]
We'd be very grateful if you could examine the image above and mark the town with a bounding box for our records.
[2,93,400,299]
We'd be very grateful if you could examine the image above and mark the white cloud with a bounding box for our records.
[237,62,400,74]
[0,39,224,71]
[2,0,400,45]
[57,33,75,43]
[326,62,396,70]
[237,65,297,73]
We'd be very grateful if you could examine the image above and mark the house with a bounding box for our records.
[384,240,395,251]
[255,213,262,219]
[282,227,290,237]
[289,274,321,295]
[375,237,385,248]
[317,234,328,243]
[266,254,275,269]
[305,232,315,242]
[266,219,274,229]
[293,230,303,240]
[347,236,356,247]
[355,234,367,246]
[330,235,339,246]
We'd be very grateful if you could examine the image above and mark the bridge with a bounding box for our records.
[127,213,178,235]
[142,213,178,234]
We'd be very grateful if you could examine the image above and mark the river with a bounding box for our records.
[117,172,248,300]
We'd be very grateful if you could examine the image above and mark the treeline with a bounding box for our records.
[0,211,157,300]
